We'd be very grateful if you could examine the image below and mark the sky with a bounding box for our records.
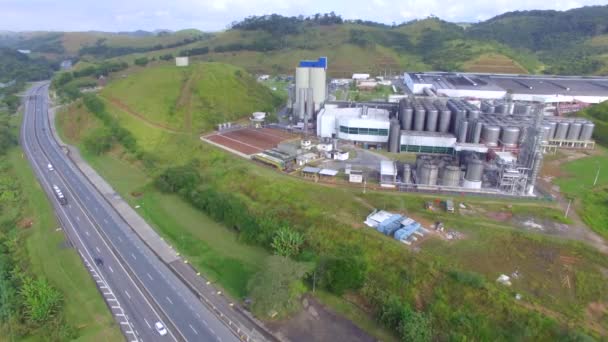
[0,0,606,32]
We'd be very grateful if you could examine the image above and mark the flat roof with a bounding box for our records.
[406,72,608,97]
[319,169,339,176]
[302,166,320,173]
[320,106,390,121]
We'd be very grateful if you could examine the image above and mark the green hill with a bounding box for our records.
[100,62,282,132]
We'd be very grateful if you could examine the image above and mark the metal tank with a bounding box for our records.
[471,121,483,144]
[402,164,411,184]
[426,107,439,132]
[482,125,501,147]
[418,163,439,186]
[500,127,521,148]
[414,106,426,131]
[580,122,595,141]
[403,107,413,130]
[309,67,326,111]
[458,120,469,143]
[540,124,552,144]
[388,118,401,153]
[467,109,480,121]
[554,122,569,140]
[438,109,451,133]
[441,165,461,187]
[547,121,557,140]
[566,122,582,141]
[465,159,484,182]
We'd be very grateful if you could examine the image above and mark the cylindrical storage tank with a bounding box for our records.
[441,165,461,187]
[438,109,451,133]
[402,164,411,184]
[471,121,483,144]
[540,124,552,143]
[467,109,480,121]
[295,67,309,90]
[402,107,413,130]
[388,119,400,153]
[426,107,438,132]
[555,122,569,140]
[309,67,326,111]
[566,122,582,141]
[465,159,484,182]
[500,127,520,148]
[580,122,595,141]
[481,125,501,147]
[547,121,557,140]
[458,120,469,143]
[414,107,426,131]
[419,163,439,185]
[398,100,406,128]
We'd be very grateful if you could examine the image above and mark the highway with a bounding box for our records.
[21,83,238,342]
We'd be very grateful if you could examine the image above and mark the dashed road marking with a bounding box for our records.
[146,273,153,280]
[111,306,120,309]
[120,321,130,325]
[189,324,198,335]
[95,247,101,253]
[75,216,80,222]
[118,236,123,243]
[124,290,131,299]
[166,296,173,305]
[108,266,114,273]
[85,230,90,236]
[103,219,108,224]
[131,253,136,260]
[144,318,151,329]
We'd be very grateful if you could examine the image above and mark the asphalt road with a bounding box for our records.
[21,83,238,342]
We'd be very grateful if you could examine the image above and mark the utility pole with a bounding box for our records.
[593,164,601,186]
[565,198,572,218]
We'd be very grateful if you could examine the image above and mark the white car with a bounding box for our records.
[154,321,168,336]
[47,163,54,171]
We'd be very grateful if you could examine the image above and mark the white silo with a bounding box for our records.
[310,67,327,111]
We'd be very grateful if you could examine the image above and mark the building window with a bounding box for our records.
[339,126,389,136]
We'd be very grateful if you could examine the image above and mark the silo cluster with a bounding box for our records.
[542,119,595,141]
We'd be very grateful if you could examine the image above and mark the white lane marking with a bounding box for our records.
[108,266,114,273]
[95,207,99,212]
[111,306,120,309]
[196,313,201,319]
[120,321,130,325]
[118,236,123,243]
[166,296,173,305]
[103,219,108,224]
[189,324,198,335]
[131,253,136,260]
[124,290,131,299]
[209,328,215,335]
[202,320,208,326]
[146,273,153,280]
[144,318,151,329]
[75,216,80,222]
[85,230,90,236]
[95,247,100,253]
[68,204,72,209]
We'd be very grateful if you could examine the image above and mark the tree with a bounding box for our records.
[83,127,114,155]
[398,310,433,342]
[271,227,305,257]
[20,277,63,324]
[318,254,367,295]
[134,57,149,66]
[247,256,313,318]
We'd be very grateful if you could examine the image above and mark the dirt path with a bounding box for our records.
[538,151,608,254]
[176,72,199,134]
[102,95,183,134]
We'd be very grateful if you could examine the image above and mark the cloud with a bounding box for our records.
[0,0,606,31]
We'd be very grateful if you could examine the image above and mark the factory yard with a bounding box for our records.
[202,126,297,156]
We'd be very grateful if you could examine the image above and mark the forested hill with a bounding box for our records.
[467,6,608,50]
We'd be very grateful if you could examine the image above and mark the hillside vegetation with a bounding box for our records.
[100,63,282,132]
[55,63,608,340]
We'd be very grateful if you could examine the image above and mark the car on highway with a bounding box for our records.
[154,321,168,336]
[47,163,54,171]
[94,257,104,267]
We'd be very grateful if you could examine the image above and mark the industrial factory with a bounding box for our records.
[282,59,607,197]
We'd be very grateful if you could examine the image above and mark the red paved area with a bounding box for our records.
[204,127,298,156]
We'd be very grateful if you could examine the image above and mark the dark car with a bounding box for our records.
[94,257,104,266]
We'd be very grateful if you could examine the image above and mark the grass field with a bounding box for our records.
[463,53,529,74]
[6,149,121,341]
[101,63,281,133]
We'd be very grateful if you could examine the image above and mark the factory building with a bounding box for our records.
[404,72,608,105]
[316,106,390,148]
[294,57,328,121]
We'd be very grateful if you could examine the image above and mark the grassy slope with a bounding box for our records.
[58,90,608,338]
[101,63,281,132]
[5,148,121,341]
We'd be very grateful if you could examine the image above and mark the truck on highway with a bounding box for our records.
[52,185,67,205]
